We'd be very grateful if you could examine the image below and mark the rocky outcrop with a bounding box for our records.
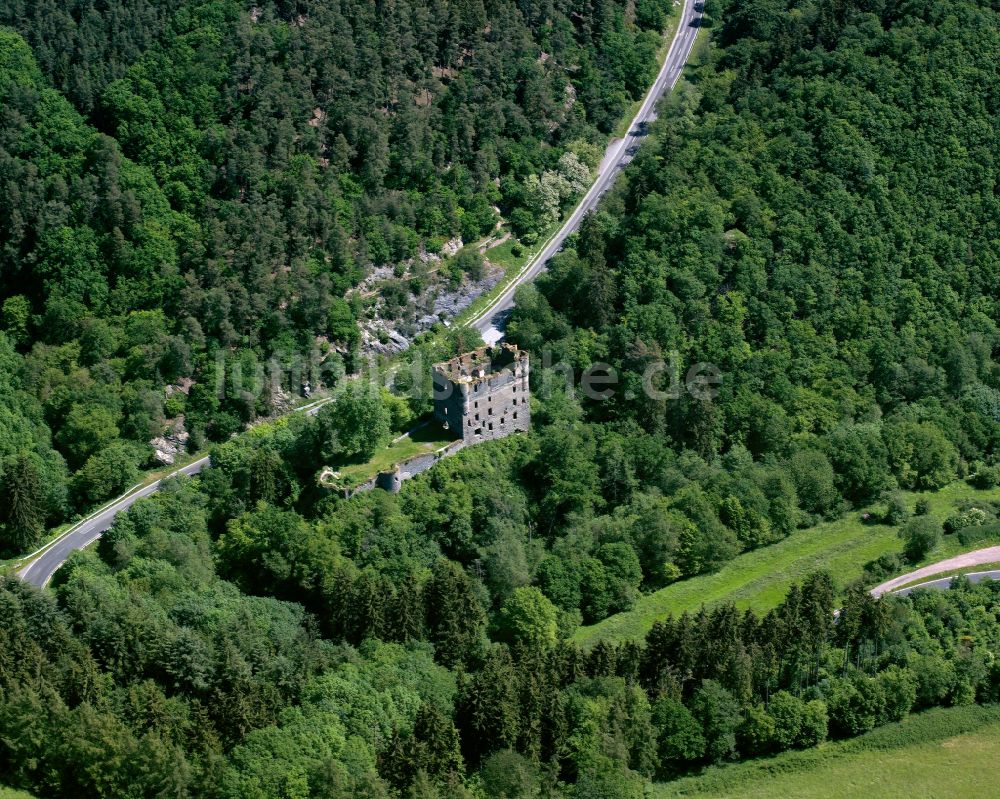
[354,235,506,355]
[150,417,189,465]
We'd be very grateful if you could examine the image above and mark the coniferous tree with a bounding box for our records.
[425,560,486,669]
[455,646,521,765]
[1,454,44,552]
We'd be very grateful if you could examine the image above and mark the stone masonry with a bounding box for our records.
[320,345,529,499]
[432,344,530,444]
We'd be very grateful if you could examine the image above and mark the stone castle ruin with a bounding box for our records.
[321,344,530,497]
[432,344,531,444]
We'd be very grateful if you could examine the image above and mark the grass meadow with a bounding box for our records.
[649,705,1000,799]
[574,482,1000,648]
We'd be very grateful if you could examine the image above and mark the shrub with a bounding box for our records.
[652,697,707,775]
[798,700,829,747]
[943,507,989,535]
[967,462,1000,489]
[909,654,956,710]
[737,704,775,757]
[958,521,1000,546]
[883,493,909,525]
[863,553,903,584]
[877,665,917,722]
[899,517,942,563]
[769,691,805,751]
[826,675,885,738]
[493,587,559,649]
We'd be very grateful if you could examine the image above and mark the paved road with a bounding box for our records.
[16,457,211,588]
[16,396,333,589]
[888,569,1000,598]
[870,545,1000,597]
[471,0,704,343]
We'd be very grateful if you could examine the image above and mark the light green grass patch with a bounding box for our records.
[573,482,1000,648]
[453,220,561,330]
[648,705,1000,799]
[325,421,458,490]
[0,787,37,799]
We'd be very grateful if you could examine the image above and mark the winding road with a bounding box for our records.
[14,2,706,591]
[16,458,211,588]
[471,0,704,343]
[15,396,333,588]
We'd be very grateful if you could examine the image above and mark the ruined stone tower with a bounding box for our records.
[432,344,530,444]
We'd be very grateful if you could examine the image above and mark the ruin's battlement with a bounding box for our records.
[432,344,530,444]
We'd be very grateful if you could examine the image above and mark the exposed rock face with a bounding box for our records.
[267,386,294,415]
[353,235,505,355]
[165,378,194,396]
[150,417,189,465]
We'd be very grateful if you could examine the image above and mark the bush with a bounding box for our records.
[493,587,559,649]
[967,462,1000,489]
[914,497,931,516]
[943,507,989,535]
[71,441,143,506]
[884,421,958,490]
[863,553,903,584]
[652,697,706,775]
[452,248,486,281]
[789,449,840,518]
[958,521,1000,546]
[768,691,805,751]
[883,493,909,525]
[737,704,776,757]
[826,675,885,738]
[899,517,942,563]
[798,700,829,747]
[877,665,917,723]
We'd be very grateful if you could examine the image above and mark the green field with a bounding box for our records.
[573,482,1000,648]
[649,705,1000,799]
[322,421,458,490]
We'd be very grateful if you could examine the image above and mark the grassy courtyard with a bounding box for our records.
[322,420,458,490]
[573,482,1000,648]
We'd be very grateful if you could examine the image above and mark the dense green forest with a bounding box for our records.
[0,0,672,551]
[3,484,1000,797]
[2,0,1000,796]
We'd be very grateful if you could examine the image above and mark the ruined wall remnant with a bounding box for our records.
[319,345,530,499]
[432,344,530,444]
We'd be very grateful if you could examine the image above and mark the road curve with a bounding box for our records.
[888,569,1000,598]
[471,0,704,343]
[871,545,1000,597]
[16,457,210,588]
[15,396,333,589]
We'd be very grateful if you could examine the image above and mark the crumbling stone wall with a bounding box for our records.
[345,440,466,498]
[433,345,530,445]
